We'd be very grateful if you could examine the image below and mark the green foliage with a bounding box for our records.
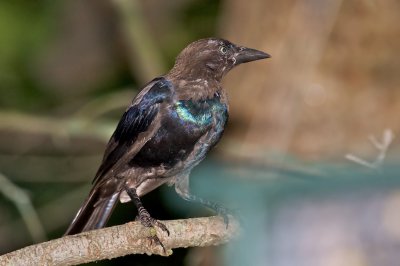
[0,1,57,109]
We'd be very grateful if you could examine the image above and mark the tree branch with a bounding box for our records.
[0,216,239,266]
[0,111,115,143]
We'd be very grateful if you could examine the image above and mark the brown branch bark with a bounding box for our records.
[0,216,239,266]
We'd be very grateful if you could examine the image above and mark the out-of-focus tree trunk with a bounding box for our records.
[219,0,400,160]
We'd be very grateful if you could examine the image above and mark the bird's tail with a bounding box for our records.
[64,186,120,235]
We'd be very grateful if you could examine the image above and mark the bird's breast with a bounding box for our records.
[175,100,214,126]
[129,98,228,170]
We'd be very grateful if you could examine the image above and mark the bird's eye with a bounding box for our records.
[219,46,228,55]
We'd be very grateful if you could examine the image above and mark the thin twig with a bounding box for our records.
[345,129,395,169]
[0,216,239,266]
[0,172,46,243]
[0,185,90,250]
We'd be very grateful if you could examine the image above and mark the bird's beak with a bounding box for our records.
[234,46,270,65]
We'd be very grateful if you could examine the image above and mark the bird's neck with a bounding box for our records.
[167,60,223,83]
[165,73,226,102]
[166,60,225,97]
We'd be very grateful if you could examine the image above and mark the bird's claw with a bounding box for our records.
[138,213,169,253]
[148,230,166,253]
[153,219,170,236]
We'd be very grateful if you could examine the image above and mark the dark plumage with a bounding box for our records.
[65,38,270,249]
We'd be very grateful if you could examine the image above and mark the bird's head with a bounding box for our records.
[169,38,270,81]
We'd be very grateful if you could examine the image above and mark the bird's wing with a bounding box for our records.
[92,77,174,185]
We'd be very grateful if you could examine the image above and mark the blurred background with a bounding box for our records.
[0,0,400,265]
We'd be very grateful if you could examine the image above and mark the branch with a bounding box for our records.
[0,216,239,266]
[0,111,115,143]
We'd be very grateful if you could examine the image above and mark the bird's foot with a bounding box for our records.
[125,186,170,253]
[137,209,170,253]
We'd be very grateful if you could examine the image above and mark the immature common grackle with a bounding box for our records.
[65,38,269,249]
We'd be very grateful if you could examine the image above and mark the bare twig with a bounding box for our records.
[345,129,395,169]
[0,216,239,266]
[0,172,46,243]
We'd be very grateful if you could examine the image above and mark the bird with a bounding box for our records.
[64,38,270,250]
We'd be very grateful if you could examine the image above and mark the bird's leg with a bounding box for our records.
[124,185,169,252]
[175,175,231,227]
